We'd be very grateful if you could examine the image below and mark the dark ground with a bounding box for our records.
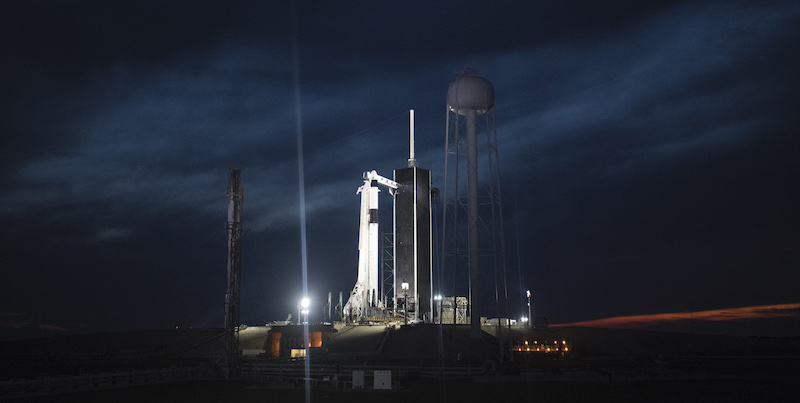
[7,375,799,403]
[3,326,800,402]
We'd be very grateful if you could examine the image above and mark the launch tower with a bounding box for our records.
[393,148,433,320]
[345,111,434,322]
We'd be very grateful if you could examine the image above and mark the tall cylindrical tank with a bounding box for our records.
[447,68,495,115]
[446,68,494,339]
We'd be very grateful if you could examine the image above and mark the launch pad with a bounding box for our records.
[223,69,521,375]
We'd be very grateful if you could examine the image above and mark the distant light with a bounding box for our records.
[526,290,531,298]
[401,282,409,291]
[301,297,310,308]
[434,295,442,300]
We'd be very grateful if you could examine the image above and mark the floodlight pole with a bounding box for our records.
[435,295,444,363]
[402,281,409,325]
[526,290,531,329]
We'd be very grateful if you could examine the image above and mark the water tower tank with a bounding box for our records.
[447,68,495,115]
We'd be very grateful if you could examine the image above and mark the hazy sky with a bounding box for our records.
[2,0,799,337]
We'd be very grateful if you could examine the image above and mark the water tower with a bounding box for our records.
[441,68,507,339]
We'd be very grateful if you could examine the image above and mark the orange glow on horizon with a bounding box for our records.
[552,303,800,329]
[0,321,69,331]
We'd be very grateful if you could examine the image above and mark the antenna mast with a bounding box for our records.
[408,109,417,168]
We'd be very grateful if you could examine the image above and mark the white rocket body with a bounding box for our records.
[345,171,398,319]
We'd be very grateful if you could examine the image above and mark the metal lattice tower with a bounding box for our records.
[224,168,243,377]
[381,231,395,309]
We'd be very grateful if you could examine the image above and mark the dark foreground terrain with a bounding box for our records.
[8,374,798,403]
[2,325,799,402]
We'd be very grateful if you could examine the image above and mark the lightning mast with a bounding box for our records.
[224,168,243,377]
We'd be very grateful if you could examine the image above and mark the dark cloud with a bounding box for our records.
[1,1,798,336]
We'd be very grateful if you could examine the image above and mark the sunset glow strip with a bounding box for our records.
[552,303,800,329]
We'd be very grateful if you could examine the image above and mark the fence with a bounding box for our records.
[0,367,210,398]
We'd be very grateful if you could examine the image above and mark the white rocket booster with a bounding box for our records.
[345,170,398,319]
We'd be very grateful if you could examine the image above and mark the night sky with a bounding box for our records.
[2,1,799,338]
